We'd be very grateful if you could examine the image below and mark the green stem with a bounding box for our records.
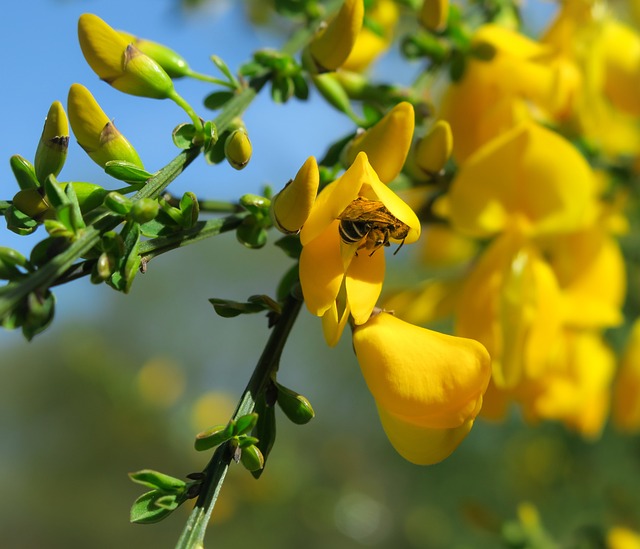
[137,213,249,263]
[186,70,237,89]
[169,90,205,137]
[175,290,303,549]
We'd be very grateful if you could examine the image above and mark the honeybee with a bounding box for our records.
[337,197,410,255]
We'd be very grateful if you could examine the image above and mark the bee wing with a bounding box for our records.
[338,199,390,222]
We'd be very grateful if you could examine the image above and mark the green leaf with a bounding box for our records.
[172,123,197,149]
[43,175,68,210]
[154,494,181,511]
[10,155,40,190]
[251,392,276,479]
[129,470,187,494]
[292,73,309,101]
[130,491,176,524]
[271,75,294,104]
[236,216,267,249]
[22,290,55,341]
[208,297,268,318]
[64,179,86,231]
[274,235,302,260]
[204,130,228,165]
[449,49,467,83]
[247,294,281,314]
[194,423,234,452]
[104,160,153,183]
[179,192,199,229]
[204,90,235,111]
[234,413,258,436]
[4,206,38,236]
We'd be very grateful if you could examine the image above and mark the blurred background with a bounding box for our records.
[2,0,640,548]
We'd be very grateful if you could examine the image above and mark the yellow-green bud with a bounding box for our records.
[224,127,252,170]
[67,83,144,169]
[276,384,315,425]
[12,189,50,219]
[64,182,108,213]
[104,191,133,215]
[419,0,449,32]
[118,31,190,78]
[308,0,364,71]
[413,120,452,176]
[239,444,264,472]
[271,156,319,234]
[78,13,175,99]
[35,101,69,184]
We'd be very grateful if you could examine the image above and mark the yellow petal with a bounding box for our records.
[377,407,474,465]
[345,246,386,325]
[345,102,415,183]
[353,312,491,429]
[321,299,351,347]
[272,156,320,234]
[299,222,345,317]
[78,13,129,81]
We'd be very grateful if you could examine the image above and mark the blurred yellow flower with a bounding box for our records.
[608,525,640,549]
[352,311,491,464]
[613,319,640,432]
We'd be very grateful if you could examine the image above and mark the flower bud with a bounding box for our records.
[34,101,69,184]
[276,383,315,424]
[419,0,449,32]
[344,101,415,182]
[78,13,175,99]
[130,198,159,224]
[224,127,252,170]
[239,444,265,472]
[117,31,190,78]
[67,83,144,169]
[10,155,40,190]
[104,191,133,215]
[12,189,50,219]
[271,156,319,234]
[308,0,365,71]
[311,73,357,117]
[413,120,452,176]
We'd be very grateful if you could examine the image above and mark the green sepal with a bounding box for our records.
[4,206,39,235]
[42,175,69,211]
[130,490,178,524]
[275,382,315,425]
[271,75,295,104]
[63,180,86,232]
[129,469,187,494]
[236,216,267,249]
[204,90,235,111]
[239,444,264,472]
[251,391,276,479]
[194,423,234,452]
[292,73,309,100]
[274,235,302,260]
[234,413,259,436]
[10,155,40,190]
[104,160,153,183]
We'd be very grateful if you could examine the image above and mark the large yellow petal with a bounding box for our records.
[345,245,385,325]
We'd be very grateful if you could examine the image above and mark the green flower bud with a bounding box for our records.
[78,13,175,99]
[276,383,315,425]
[63,182,108,213]
[92,252,114,283]
[312,73,357,118]
[118,31,191,78]
[194,424,232,452]
[104,191,133,215]
[239,444,264,472]
[35,101,69,184]
[68,83,144,169]
[224,127,252,170]
[130,198,159,224]
[12,189,50,219]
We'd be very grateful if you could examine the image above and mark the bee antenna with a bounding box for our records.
[393,239,406,256]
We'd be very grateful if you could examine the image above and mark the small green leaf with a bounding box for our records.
[10,155,40,190]
[251,393,276,479]
[104,160,153,183]
[274,235,302,260]
[292,73,309,100]
[43,175,69,210]
[208,297,268,318]
[5,206,38,236]
[130,491,176,524]
[179,192,199,229]
[210,55,238,87]
[234,413,258,436]
[64,179,86,231]
[129,470,187,493]
[204,90,235,110]
[22,290,55,341]
[194,424,233,452]
[172,123,197,149]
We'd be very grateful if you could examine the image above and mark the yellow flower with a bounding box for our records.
[446,121,596,239]
[78,13,175,99]
[439,24,578,162]
[352,311,491,464]
[67,83,143,168]
[271,156,320,234]
[308,0,364,71]
[607,526,640,549]
[419,0,449,32]
[342,0,399,72]
[613,319,640,432]
[299,152,420,345]
[413,120,453,177]
[345,101,415,183]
